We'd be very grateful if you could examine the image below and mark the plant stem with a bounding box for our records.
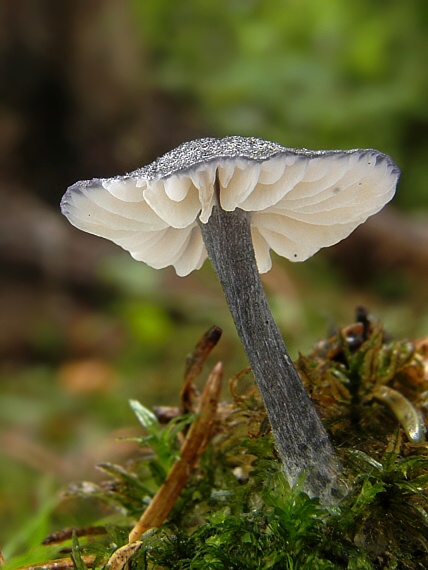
[199,202,341,502]
[128,362,223,542]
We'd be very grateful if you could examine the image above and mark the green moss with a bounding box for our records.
[9,314,428,569]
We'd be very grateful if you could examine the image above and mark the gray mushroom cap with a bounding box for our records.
[61,136,400,276]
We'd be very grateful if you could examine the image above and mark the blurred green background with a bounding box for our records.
[0,0,427,557]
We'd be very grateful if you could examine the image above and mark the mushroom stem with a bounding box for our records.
[199,203,340,502]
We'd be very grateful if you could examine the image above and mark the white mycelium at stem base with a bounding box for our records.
[61,136,400,501]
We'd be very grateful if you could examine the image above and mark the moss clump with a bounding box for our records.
[12,311,428,569]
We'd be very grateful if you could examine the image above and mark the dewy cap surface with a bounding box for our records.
[61,136,400,276]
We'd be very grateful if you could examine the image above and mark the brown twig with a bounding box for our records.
[10,555,98,570]
[180,326,222,414]
[105,541,143,570]
[128,361,223,543]
[42,525,107,545]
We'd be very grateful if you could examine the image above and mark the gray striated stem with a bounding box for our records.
[199,202,341,502]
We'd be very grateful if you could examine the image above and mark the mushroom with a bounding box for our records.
[61,136,400,502]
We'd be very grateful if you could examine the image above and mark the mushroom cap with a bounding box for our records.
[61,136,400,276]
